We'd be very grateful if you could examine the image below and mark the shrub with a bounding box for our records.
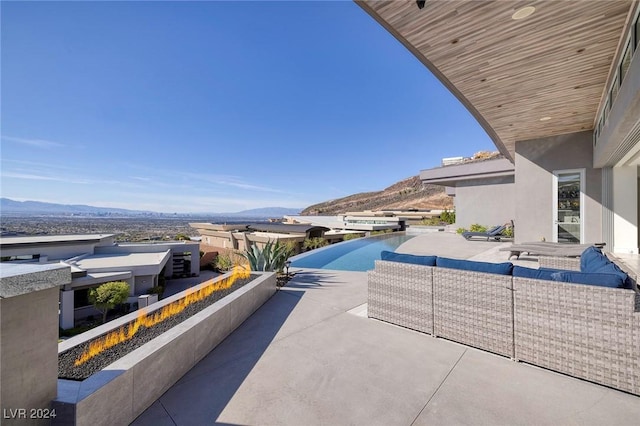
[271,240,296,273]
[503,226,514,238]
[343,233,362,241]
[370,229,392,236]
[472,150,495,160]
[214,253,235,272]
[420,217,441,226]
[440,209,456,224]
[469,224,487,232]
[89,281,130,323]
[456,227,467,234]
[282,240,298,256]
[148,285,165,298]
[303,237,329,251]
[242,239,294,272]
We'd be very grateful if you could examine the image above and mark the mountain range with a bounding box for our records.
[1,173,454,218]
[0,198,300,218]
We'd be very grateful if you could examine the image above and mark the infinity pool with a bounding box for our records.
[290,233,415,271]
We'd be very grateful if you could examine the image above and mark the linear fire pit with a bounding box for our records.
[52,270,277,426]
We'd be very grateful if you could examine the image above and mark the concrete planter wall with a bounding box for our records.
[53,271,276,426]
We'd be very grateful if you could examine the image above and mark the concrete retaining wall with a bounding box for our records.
[1,264,70,426]
[52,271,277,426]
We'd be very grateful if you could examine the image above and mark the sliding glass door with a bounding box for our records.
[553,170,584,243]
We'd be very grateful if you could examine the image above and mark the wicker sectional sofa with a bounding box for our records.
[367,254,640,396]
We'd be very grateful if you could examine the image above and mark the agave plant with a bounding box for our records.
[242,239,293,272]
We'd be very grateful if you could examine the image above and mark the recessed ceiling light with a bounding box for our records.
[512,6,535,20]
[540,116,552,121]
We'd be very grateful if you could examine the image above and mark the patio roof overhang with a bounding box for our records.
[420,157,514,186]
[355,0,635,161]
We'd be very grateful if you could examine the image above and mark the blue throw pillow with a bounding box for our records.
[380,250,436,266]
[580,246,610,273]
[595,261,629,284]
[512,266,568,281]
[579,246,629,285]
[436,257,513,275]
[550,271,625,288]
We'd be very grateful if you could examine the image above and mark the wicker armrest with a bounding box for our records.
[538,256,580,271]
[606,253,639,292]
[367,260,434,334]
[540,253,639,293]
[514,277,640,395]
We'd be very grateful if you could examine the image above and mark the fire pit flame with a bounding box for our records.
[74,265,251,367]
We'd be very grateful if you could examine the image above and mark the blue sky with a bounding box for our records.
[1,1,494,213]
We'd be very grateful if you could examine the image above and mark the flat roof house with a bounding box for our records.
[190,222,333,253]
[0,234,200,329]
[357,0,640,253]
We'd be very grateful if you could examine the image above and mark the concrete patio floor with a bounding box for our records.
[133,233,640,425]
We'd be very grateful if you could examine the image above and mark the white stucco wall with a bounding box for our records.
[454,177,515,230]
[613,165,639,253]
[515,132,602,244]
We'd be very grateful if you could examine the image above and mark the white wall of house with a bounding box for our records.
[612,165,639,253]
[134,274,156,295]
[454,176,515,230]
[515,131,603,244]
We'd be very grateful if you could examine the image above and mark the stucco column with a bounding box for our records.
[613,165,639,254]
[128,277,136,296]
[59,289,75,330]
[1,264,71,425]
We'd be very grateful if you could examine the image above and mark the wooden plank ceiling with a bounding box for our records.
[356,0,632,160]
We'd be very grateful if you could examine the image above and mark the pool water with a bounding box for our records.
[290,233,415,271]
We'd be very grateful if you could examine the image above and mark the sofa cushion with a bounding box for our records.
[380,250,436,266]
[580,246,629,285]
[550,271,625,288]
[436,257,513,275]
[580,246,611,273]
[513,266,568,281]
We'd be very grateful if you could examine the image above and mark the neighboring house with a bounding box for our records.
[421,157,516,230]
[358,1,640,253]
[192,219,406,255]
[190,222,331,253]
[0,234,199,329]
[285,214,407,232]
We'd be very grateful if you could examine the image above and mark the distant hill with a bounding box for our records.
[300,176,453,215]
[0,198,301,218]
[0,198,150,216]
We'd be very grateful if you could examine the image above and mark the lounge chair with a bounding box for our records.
[462,224,506,241]
[500,242,605,259]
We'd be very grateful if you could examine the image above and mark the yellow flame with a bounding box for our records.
[74,265,251,366]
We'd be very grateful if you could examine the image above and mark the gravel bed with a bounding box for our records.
[59,275,256,380]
